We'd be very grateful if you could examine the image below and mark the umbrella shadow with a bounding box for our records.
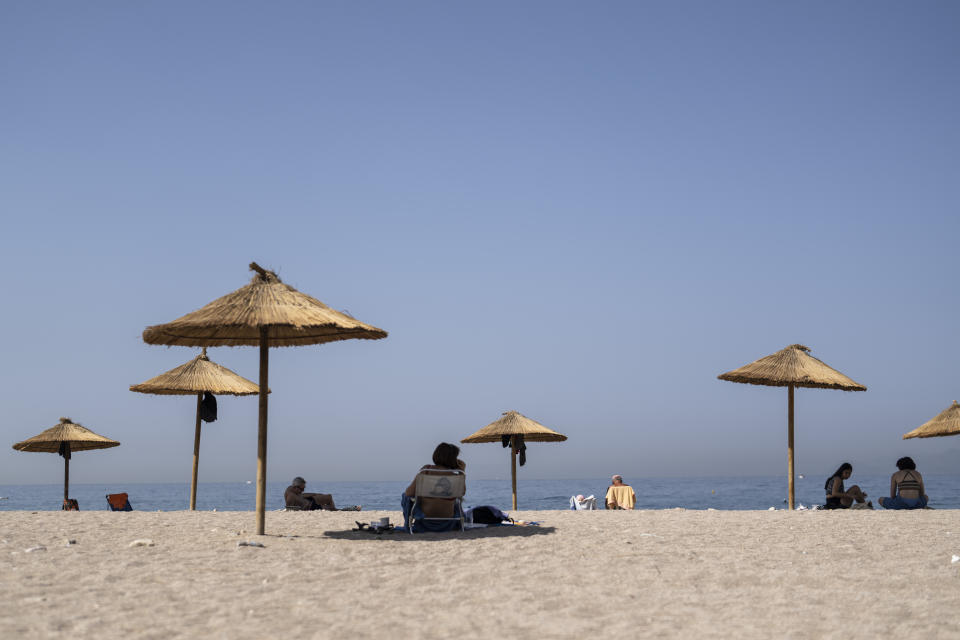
[321,524,556,541]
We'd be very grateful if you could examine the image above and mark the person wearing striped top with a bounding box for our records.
[879,457,928,510]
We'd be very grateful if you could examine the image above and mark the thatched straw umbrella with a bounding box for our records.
[12,417,120,505]
[142,262,387,534]
[130,348,261,510]
[461,410,567,510]
[903,401,960,440]
[718,344,866,509]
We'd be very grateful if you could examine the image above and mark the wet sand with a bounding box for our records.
[2,509,958,639]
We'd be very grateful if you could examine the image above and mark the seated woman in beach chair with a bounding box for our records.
[401,442,466,533]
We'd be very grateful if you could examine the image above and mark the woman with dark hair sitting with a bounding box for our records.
[879,457,928,510]
[401,442,466,532]
[824,462,870,509]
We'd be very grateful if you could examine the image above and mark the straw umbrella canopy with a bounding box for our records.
[130,347,262,510]
[718,344,866,509]
[461,410,567,510]
[142,262,387,534]
[12,417,120,503]
[903,401,960,440]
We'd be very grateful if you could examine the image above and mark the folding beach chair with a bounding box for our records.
[409,469,465,534]
[62,499,79,511]
[106,493,133,511]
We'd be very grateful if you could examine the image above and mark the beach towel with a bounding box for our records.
[500,435,527,466]
[605,485,636,510]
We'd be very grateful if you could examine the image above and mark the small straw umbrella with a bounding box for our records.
[903,401,960,440]
[130,347,262,510]
[461,410,567,510]
[142,262,387,534]
[12,417,120,505]
[718,344,866,509]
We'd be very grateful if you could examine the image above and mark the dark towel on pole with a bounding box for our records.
[200,392,218,423]
[500,435,527,465]
[516,435,526,466]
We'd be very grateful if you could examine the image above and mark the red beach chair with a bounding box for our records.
[106,493,132,511]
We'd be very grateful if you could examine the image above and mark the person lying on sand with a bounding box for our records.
[824,463,870,509]
[284,476,360,511]
[879,457,928,510]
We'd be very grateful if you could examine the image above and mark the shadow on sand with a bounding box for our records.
[321,523,556,540]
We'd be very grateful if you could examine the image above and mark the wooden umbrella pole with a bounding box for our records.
[510,436,518,510]
[190,392,202,510]
[255,326,269,535]
[787,384,795,510]
[63,443,70,502]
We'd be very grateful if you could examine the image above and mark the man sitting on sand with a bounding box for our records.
[605,474,636,510]
[284,476,356,511]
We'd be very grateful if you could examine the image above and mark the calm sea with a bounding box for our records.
[2,475,960,512]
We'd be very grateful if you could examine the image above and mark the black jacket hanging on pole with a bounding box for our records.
[200,392,217,423]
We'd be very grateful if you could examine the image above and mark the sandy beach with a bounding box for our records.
[2,509,959,639]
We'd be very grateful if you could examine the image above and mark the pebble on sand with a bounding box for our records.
[129,539,155,547]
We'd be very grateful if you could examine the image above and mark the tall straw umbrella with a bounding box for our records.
[903,401,960,440]
[12,417,120,504]
[718,344,866,509]
[461,410,567,510]
[142,262,387,534]
[130,347,262,510]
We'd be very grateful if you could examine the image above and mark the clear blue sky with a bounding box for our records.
[2,2,958,487]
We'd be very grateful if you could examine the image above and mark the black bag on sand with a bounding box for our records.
[469,506,512,524]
